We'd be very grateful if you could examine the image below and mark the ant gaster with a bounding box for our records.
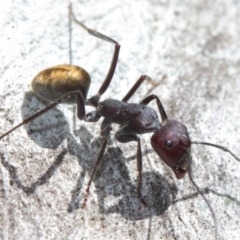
[0,3,239,238]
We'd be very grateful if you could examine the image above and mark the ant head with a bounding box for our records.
[151,119,191,179]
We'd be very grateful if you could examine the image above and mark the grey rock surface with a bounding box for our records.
[0,1,240,239]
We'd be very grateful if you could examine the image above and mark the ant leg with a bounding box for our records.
[100,118,112,136]
[69,3,120,106]
[140,94,168,122]
[82,124,112,208]
[68,2,73,65]
[0,90,86,140]
[115,128,147,206]
[122,75,153,103]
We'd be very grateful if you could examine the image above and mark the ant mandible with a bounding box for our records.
[0,3,239,238]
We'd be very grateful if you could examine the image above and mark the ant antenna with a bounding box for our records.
[192,141,240,162]
[186,151,218,238]
[188,140,239,238]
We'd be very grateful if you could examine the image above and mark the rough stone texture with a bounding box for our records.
[0,0,240,239]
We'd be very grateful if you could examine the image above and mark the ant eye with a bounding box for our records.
[165,140,173,148]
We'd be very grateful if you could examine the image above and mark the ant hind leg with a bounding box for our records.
[69,3,121,105]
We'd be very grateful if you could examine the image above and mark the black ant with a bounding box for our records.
[0,3,239,239]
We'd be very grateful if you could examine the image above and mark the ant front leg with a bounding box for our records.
[140,94,168,122]
[115,126,147,206]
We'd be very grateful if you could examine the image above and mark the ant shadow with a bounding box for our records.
[1,91,239,221]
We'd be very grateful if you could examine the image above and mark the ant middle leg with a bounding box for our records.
[115,127,147,206]
[122,75,153,103]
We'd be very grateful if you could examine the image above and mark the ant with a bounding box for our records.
[0,3,239,239]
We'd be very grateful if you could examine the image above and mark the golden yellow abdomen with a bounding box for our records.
[31,64,91,103]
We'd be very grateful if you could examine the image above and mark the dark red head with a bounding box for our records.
[151,119,191,179]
